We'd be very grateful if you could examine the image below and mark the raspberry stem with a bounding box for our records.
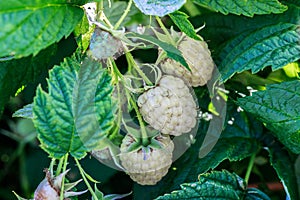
[56,156,64,176]
[59,153,69,200]
[95,1,113,29]
[127,92,150,146]
[75,158,99,200]
[109,57,149,145]
[125,49,153,86]
[245,153,256,184]
[155,16,176,46]
[114,0,133,30]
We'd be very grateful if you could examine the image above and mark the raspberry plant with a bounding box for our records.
[0,0,299,200]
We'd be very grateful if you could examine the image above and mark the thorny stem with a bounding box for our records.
[75,158,99,200]
[155,16,176,46]
[245,153,256,185]
[59,153,69,200]
[114,0,133,30]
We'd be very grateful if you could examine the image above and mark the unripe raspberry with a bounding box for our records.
[34,169,86,200]
[89,28,123,60]
[160,36,214,87]
[120,134,174,185]
[137,75,197,136]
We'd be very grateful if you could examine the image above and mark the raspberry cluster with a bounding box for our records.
[120,35,214,185]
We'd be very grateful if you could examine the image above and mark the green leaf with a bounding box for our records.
[12,104,33,119]
[133,0,186,17]
[266,138,300,200]
[190,0,300,50]
[33,56,116,159]
[218,23,300,82]
[156,170,270,200]
[237,80,300,154]
[127,32,189,69]
[74,12,92,52]
[0,0,85,58]
[0,44,57,116]
[194,0,287,17]
[72,58,116,151]
[169,11,200,41]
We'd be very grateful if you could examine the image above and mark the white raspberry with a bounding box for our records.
[160,36,214,87]
[137,75,197,136]
[120,134,174,185]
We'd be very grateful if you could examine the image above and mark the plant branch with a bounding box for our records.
[56,157,64,176]
[74,158,99,200]
[125,50,153,86]
[126,92,149,146]
[59,153,69,200]
[245,153,256,185]
[114,0,133,30]
[155,16,176,46]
